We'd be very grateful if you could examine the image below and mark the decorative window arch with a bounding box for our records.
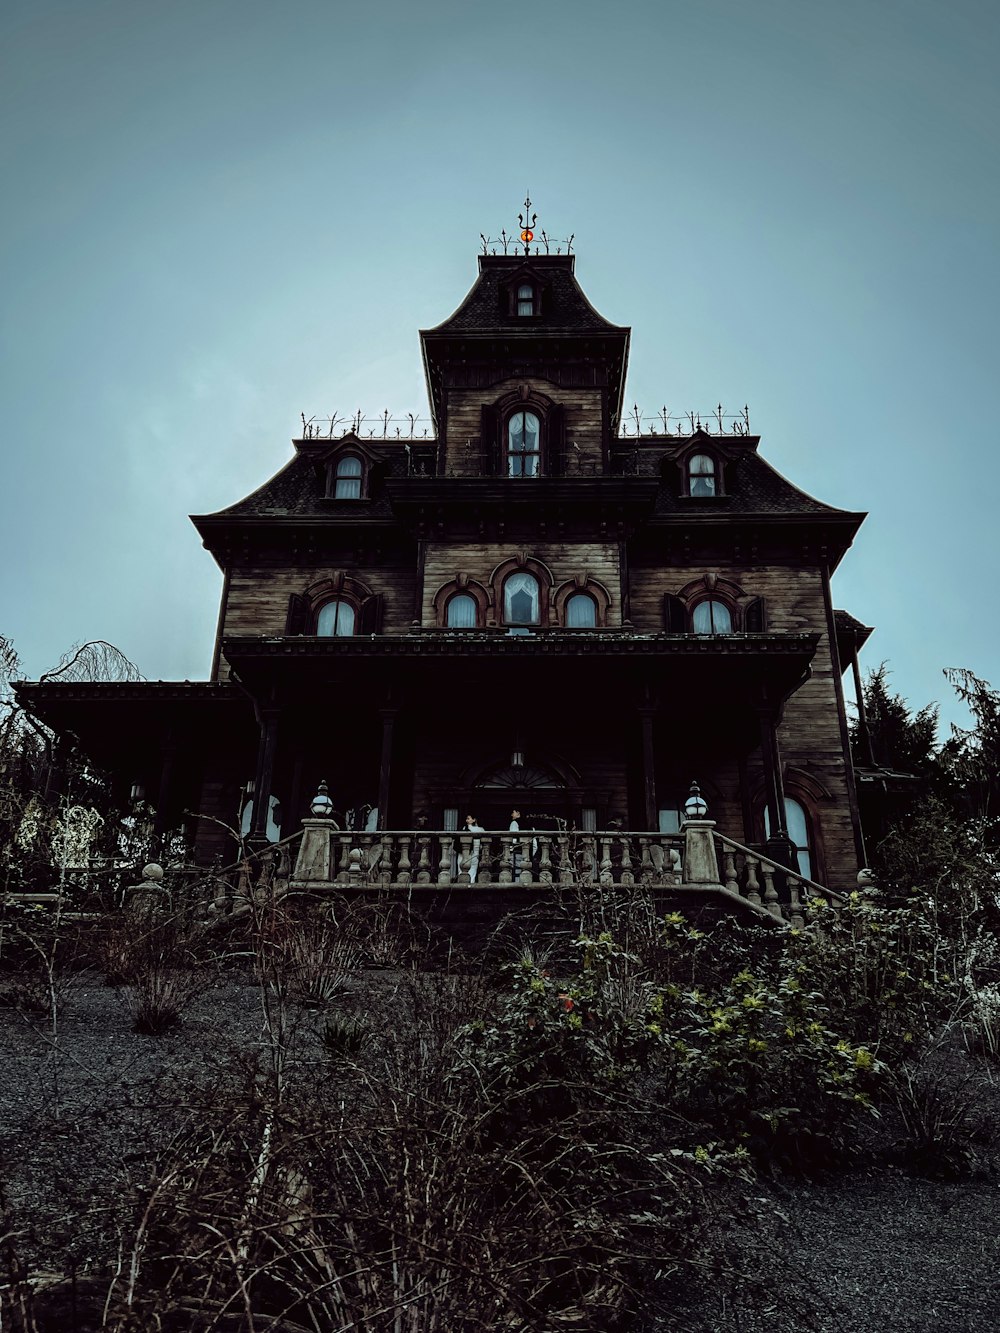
[553,575,613,629]
[432,575,491,629]
[663,575,765,635]
[482,386,564,478]
[333,455,363,499]
[285,571,383,636]
[490,554,553,628]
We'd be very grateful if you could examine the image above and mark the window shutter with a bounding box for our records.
[547,403,565,476]
[481,404,501,475]
[744,597,767,632]
[663,593,686,633]
[359,594,384,634]
[285,593,310,635]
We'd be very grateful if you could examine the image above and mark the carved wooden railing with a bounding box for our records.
[713,833,845,926]
[308,829,684,891]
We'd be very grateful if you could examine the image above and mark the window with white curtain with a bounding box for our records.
[446,593,477,628]
[565,593,596,627]
[507,411,540,476]
[688,454,716,497]
[517,283,535,316]
[692,599,732,634]
[334,455,363,499]
[316,599,356,636]
[504,572,540,625]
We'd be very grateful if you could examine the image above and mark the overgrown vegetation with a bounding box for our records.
[0,658,999,1327]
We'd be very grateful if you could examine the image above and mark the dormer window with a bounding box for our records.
[688,454,716,497]
[507,410,541,477]
[517,283,535,316]
[334,455,363,499]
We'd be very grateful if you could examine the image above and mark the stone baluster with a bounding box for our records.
[337,834,353,884]
[416,835,432,884]
[498,834,513,885]
[761,862,781,917]
[348,846,362,886]
[619,836,634,887]
[639,837,653,885]
[519,834,532,885]
[599,837,613,886]
[668,844,682,885]
[379,833,394,886]
[478,833,493,885]
[538,835,553,885]
[745,855,761,906]
[558,834,573,885]
[788,875,804,928]
[437,835,453,886]
[723,848,739,895]
[457,834,473,885]
[396,835,412,886]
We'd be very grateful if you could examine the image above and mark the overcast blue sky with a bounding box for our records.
[2,0,997,734]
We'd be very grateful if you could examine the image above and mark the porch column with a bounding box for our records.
[249,706,281,849]
[757,705,796,869]
[153,731,179,837]
[377,706,398,830]
[639,707,657,831]
[849,636,875,766]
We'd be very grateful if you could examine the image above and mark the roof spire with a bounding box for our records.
[518,192,537,255]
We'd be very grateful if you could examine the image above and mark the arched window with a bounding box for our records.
[334,456,363,499]
[565,593,596,628]
[316,599,356,636]
[446,593,478,628]
[688,454,716,497]
[504,571,540,625]
[517,283,535,316]
[692,599,732,634]
[764,797,814,880]
[507,410,541,477]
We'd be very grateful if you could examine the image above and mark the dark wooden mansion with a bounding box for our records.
[18,227,872,900]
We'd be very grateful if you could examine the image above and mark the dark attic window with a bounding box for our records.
[333,455,363,499]
[517,282,535,317]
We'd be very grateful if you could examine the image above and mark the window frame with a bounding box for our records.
[691,598,734,635]
[332,454,364,499]
[505,408,543,478]
[502,570,542,626]
[444,591,480,629]
[687,452,717,498]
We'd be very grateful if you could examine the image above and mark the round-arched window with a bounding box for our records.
[504,572,540,625]
[565,593,596,627]
[507,411,540,477]
[446,593,478,628]
[764,797,813,880]
[692,599,732,634]
[334,456,363,499]
[316,599,356,636]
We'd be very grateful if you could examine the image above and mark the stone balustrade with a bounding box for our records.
[293,824,683,890]
[714,833,844,925]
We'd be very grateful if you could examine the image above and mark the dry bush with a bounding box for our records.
[101,912,207,1034]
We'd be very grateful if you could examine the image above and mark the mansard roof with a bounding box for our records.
[422,253,628,337]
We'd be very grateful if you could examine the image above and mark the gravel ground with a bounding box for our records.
[2,977,1000,1331]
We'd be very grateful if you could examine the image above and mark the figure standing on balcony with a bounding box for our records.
[509,808,522,878]
[465,814,485,883]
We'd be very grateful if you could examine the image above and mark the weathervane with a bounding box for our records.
[480,197,574,256]
[518,192,537,255]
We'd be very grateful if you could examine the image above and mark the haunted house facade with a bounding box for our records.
[19,242,871,896]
